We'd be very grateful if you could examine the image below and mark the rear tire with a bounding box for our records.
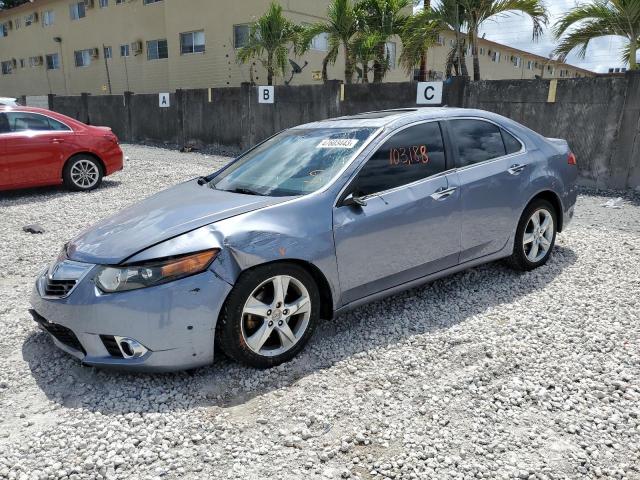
[217,263,320,368]
[63,155,103,191]
[507,199,557,271]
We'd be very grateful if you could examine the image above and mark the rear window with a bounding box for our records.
[502,129,522,154]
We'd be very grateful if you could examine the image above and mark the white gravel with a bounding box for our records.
[0,145,639,480]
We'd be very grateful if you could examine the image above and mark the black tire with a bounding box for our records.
[217,263,320,368]
[507,199,557,271]
[63,155,103,191]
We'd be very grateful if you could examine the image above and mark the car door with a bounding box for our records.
[3,111,74,186]
[446,118,530,263]
[333,121,461,305]
[0,113,9,189]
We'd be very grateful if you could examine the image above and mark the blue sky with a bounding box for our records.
[417,0,629,73]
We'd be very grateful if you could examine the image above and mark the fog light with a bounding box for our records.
[114,336,148,359]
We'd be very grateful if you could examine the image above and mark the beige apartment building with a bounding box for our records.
[0,0,593,97]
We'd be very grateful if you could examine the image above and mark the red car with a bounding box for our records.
[0,106,123,192]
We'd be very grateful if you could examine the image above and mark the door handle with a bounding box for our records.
[50,138,65,144]
[430,186,457,200]
[507,164,526,175]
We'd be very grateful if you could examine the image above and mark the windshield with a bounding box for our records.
[210,127,376,197]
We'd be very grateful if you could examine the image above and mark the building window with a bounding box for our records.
[74,49,92,67]
[104,46,112,59]
[143,0,163,4]
[512,55,521,67]
[42,10,55,26]
[436,34,445,46]
[1,61,13,74]
[0,23,7,37]
[479,47,484,55]
[120,44,130,57]
[28,56,43,67]
[20,59,25,68]
[526,60,533,70]
[99,0,108,7]
[70,2,86,20]
[25,13,36,26]
[491,51,500,62]
[116,0,125,3]
[547,65,554,74]
[46,53,60,70]
[147,39,168,60]
[180,30,205,54]
[14,18,21,29]
[310,32,328,52]
[233,24,250,48]
[385,41,396,69]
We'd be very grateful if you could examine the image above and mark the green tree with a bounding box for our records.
[0,0,29,9]
[237,2,304,85]
[553,0,639,70]
[398,7,441,76]
[354,0,411,82]
[301,0,359,83]
[352,32,385,82]
[461,0,548,80]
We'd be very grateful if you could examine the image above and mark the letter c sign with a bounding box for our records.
[416,82,443,105]
[258,86,274,104]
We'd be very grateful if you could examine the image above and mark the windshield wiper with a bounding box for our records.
[224,187,263,196]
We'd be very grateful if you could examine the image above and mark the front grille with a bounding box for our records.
[30,309,85,354]
[44,278,77,297]
[100,335,124,358]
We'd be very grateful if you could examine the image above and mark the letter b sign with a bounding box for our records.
[416,82,443,105]
[258,86,274,104]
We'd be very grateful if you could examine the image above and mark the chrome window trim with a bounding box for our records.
[333,118,451,206]
[0,110,73,134]
[445,116,527,173]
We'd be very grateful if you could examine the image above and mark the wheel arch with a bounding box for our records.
[62,151,106,179]
[222,258,335,321]
[525,190,564,232]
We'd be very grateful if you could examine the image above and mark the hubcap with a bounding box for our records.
[70,160,99,188]
[523,208,554,263]
[241,275,311,357]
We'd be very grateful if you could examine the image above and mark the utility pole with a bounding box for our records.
[103,44,112,94]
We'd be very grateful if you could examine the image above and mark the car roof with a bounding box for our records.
[295,107,505,130]
[0,105,51,114]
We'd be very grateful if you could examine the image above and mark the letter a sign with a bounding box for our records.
[416,82,443,105]
[159,93,170,108]
[258,86,274,104]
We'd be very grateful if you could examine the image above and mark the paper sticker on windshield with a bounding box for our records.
[316,139,359,149]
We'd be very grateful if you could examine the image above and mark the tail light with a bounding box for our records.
[568,152,577,165]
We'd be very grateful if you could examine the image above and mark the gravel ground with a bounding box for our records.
[0,144,639,480]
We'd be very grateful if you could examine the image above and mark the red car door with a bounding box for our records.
[3,111,74,188]
[0,113,9,188]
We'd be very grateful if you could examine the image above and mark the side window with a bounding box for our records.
[449,119,506,167]
[0,113,9,134]
[354,122,447,196]
[4,113,70,132]
[501,129,522,154]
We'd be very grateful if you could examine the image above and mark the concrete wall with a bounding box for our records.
[47,72,640,190]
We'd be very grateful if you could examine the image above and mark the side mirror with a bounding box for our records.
[342,192,367,208]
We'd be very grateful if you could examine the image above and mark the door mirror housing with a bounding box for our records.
[342,192,367,208]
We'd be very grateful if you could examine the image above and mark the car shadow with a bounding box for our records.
[22,246,577,415]
[0,179,122,205]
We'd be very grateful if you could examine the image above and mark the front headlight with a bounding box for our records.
[95,249,219,293]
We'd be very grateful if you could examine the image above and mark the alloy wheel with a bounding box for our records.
[240,275,311,357]
[70,160,99,189]
[523,208,554,263]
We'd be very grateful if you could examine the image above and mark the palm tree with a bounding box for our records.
[553,0,639,70]
[355,0,411,82]
[460,0,548,80]
[352,32,385,82]
[398,7,444,77]
[301,0,359,83]
[237,2,304,85]
[419,0,431,81]
[433,0,469,77]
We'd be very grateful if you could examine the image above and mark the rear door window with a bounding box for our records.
[449,119,506,167]
[354,121,447,196]
[4,112,71,132]
[501,128,522,154]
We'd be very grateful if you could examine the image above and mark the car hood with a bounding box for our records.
[67,180,291,264]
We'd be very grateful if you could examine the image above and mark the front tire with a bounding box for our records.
[63,155,103,191]
[507,199,557,271]
[217,263,320,368]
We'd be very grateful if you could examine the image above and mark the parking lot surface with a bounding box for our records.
[0,145,639,480]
